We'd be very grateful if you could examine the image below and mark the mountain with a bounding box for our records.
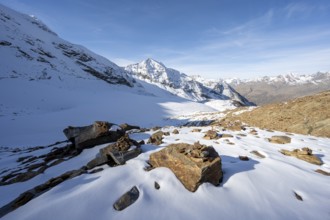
[125,58,254,106]
[224,72,330,105]
[0,4,330,220]
[0,4,135,87]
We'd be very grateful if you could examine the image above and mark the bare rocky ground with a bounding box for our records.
[217,90,330,138]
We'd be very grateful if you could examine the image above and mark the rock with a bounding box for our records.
[268,135,291,144]
[315,169,330,176]
[113,186,140,211]
[63,121,124,149]
[294,191,303,201]
[239,156,249,161]
[191,128,202,132]
[97,134,142,166]
[250,150,265,158]
[154,181,160,190]
[250,129,258,135]
[214,119,245,131]
[220,134,234,138]
[203,130,219,140]
[149,142,222,192]
[86,155,108,169]
[172,129,179,134]
[163,131,170,136]
[89,168,104,174]
[147,131,164,145]
[280,148,323,165]
[11,191,35,209]
[119,123,140,132]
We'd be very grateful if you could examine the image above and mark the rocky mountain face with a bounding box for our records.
[220,90,330,138]
[125,59,254,106]
[225,72,330,105]
[0,3,135,87]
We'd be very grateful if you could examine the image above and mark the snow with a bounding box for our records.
[1,3,330,220]
[1,126,329,220]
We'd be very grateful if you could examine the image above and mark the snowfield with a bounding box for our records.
[0,125,329,220]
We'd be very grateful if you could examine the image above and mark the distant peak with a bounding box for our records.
[142,58,165,67]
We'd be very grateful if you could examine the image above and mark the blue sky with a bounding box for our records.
[1,0,330,78]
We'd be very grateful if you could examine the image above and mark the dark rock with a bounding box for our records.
[294,191,303,201]
[86,155,108,169]
[11,191,35,209]
[154,181,160,190]
[163,132,170,136]
[268,135,291,144]
[220,134,234,138]
[147,131,164,145]
[63,121,124,149]
[113,186,140,211]
[100,134,139,154]
[239,156,249,161]
[108,148,142,165]
[149,142,222,192]
[89,168,104,174]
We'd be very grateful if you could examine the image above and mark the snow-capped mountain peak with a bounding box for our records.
[125,59,254,106]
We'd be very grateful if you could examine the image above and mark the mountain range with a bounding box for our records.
[223,72,330,105]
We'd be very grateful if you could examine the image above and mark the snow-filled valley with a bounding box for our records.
[0,3,329,220]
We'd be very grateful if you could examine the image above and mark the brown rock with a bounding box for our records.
[172,129,179,134]
[280,148,322,165]
[250,150,265,158]
[268,135,291,144]
[203,130,219,140]
[149,142,222,192]
[191,128,202,132]
[119,123,140,132]
[147,131,164,145]
[220,134,234,138]
[315,169,330,176]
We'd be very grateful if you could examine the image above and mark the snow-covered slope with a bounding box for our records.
[0,3,134,87]
[125,59,254,106]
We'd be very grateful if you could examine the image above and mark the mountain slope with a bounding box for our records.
[226,72,330,105]
[220,90,330,137]
[125,59,254,106]
[0,3,134,87]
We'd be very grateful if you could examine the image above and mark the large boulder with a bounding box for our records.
[63,121,124,150]
[149,142,222,192]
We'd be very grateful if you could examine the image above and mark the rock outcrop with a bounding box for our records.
[280,147,323,165]
[63,121,124,150]
[149,142,222,192]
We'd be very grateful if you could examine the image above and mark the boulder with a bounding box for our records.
[119,123,140,132]
[147,131,164,145]
[113,186,140,211]
[172,129,179,134]
[280,147,323,165]
[268,135,291,144]
[63,121,124,149]
[149,142,222,192]
[203,130,219,140]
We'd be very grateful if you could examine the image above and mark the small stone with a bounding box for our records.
[154,181,160,190]
[147,131,164,145]
[172,129,179,134]
[113,186,140,211]
[293,191,303,201]
[191,128,202,132]
[203,130,219,140]
[220,134,234,138]
[315,169,330,176]
[239,156,249,161]
[250,151,265,159]
[268,135,291,144]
